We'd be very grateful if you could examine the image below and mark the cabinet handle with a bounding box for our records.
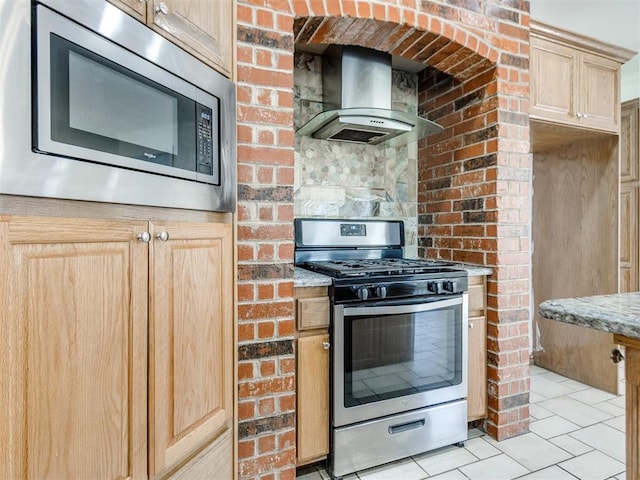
[468,322,474,329]
[156,231,170,242]
[137,232,151,243]
[322,342,330,350]
[576,112,583,118]
[156,2,168,14]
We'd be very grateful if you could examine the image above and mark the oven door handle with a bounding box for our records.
[342,295,465,316]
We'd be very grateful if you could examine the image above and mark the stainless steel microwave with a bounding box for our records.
[0,0,236,212]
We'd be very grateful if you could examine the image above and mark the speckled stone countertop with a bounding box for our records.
[294,264,492,288]
[539,292,640,339]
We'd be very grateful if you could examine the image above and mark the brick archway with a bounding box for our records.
[236,1,531,478]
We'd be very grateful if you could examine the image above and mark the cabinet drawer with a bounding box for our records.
[468,275,486,317]
[297,296,330,330]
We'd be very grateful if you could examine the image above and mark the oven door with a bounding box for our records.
[333,294,468,427]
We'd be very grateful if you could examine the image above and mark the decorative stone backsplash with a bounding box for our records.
[293,52,419,257]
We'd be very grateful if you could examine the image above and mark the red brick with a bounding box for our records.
[238,362,254,380]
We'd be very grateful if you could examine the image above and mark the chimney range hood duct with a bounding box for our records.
[297,46,443,147]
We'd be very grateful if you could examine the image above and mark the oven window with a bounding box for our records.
[344,307,462,407]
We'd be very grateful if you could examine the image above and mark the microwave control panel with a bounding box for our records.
[196,103,214,176]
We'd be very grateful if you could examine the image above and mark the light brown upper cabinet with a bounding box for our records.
[108,0,234,78]
[0,215,234,480]
[530,23,632,134]
[530,22,635,152]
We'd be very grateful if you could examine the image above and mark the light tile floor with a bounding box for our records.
[297,365,626,479]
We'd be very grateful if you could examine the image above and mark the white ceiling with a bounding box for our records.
[530,0,640,100]
[530,0,640,51]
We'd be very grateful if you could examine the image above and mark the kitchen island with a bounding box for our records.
[539,292,640,480]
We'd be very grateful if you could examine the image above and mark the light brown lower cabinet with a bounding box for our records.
[297,333,330,465]
[0,215,234,480]
[467,275,488,422]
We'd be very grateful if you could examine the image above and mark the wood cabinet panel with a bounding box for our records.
[0,216,148,480]
[468,275,486,318]
[149,0,233,78]
[149,222,233,477]
[533,138,619,393]
[468,315,487,422]
[530,37,575,123]
[621,100,640,182]
[530,22,632,142]
[107,0,234,78]
[620,185,639,293]
[579,53,620,131]
[297,296,330,330]
[297,334,330,465]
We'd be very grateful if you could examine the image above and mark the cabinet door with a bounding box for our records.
[149,0,233,78]
[579,52,620,132]
[620,184,639,293]
[621,101,640,183]
[530,37,576,124]
[149,221,234,478]
[107,0,147,22]
[0,216,148,480]
[297,334,330,465]
[467,316,487,421]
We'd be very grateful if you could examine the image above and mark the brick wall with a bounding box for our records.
[236,1,531,478]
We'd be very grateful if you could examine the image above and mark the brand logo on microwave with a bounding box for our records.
[143,152,157,159]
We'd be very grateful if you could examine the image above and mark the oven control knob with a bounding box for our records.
[376,286,387,299]
[443,280,457,293]
[357,287,369,301]
[428,281,442,294]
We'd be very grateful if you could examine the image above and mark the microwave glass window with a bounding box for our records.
[47,33,210,177]
[68,51,179,157]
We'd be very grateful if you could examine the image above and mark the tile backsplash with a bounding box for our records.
[293,52,419,257]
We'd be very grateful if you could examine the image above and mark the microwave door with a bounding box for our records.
[34,5,219,185]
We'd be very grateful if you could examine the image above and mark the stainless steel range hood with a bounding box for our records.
[297,46,443,147]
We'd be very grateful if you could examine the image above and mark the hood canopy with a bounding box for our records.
[297,46,443,147]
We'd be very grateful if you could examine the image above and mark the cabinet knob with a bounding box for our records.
[137,232,151,243]
[610,348,625,364]
[468,322,474,329]
[156,231,170,242]
[156,2,168,14]
[322,342,330,350]
[576,112,583,118]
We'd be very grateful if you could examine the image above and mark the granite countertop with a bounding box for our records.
[294,263,492,288]
[539,292,640,339]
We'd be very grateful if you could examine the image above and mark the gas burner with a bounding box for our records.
[302,258,463,279]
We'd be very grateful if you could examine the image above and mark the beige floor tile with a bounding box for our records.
[559,450,625,479]
[357,457,428,480]
[549,433,594,456]
[427,470,468,480]
[296,469,324,480]
[458,454,529,480]
[415,445,477,475]
[558,378,591,391]
[531,375,575,399]
[569,423,625,463]
[488,432,572,471]
[529,402,553,420]
[463,437,501,460]
[568,388,618,405]
[593,400,626,417]
[604,414,626,432]
[516,465,580,479]
[529,415,580,439]
[538,396,613,427]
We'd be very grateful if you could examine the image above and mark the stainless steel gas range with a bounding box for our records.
[294,218,469,478]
